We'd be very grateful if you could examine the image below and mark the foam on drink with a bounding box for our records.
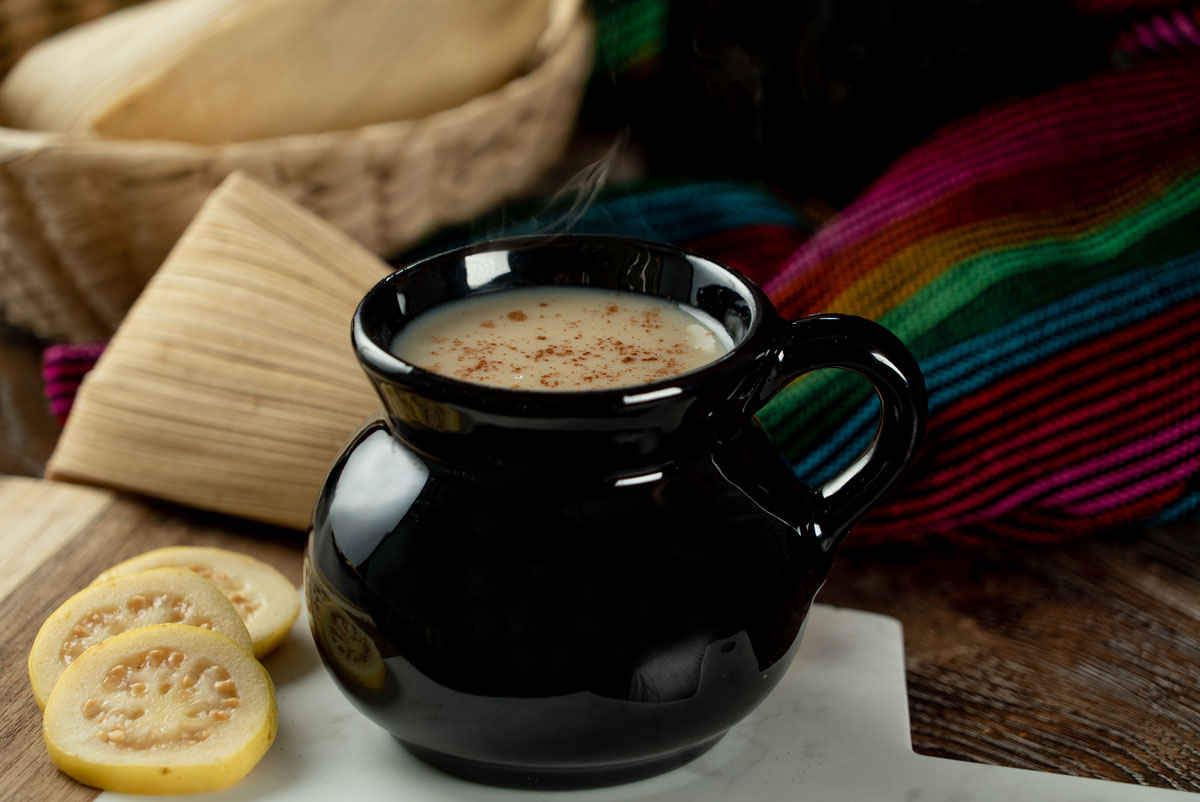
[390,286,733,391]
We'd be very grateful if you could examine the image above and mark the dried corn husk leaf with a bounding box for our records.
[0,0,241,135]
[1,0,553,143]
[46,172,387,529]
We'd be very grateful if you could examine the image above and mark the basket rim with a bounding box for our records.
[0,1,593,156]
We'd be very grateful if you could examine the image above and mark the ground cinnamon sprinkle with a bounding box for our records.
[390,287,731,391]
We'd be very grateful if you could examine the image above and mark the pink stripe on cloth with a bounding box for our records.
[1038,418,1200,508]
[1152,13,1184,48]
[933,410,1200,533]
[1056,454,1200,516]
[43,342,107,425]
[45,377,85,396]
[1176,9,1200,47]
[43,342,106,369]
[1147,15,1176,48]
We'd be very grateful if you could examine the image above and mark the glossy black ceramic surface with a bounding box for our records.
[305,235,926,788]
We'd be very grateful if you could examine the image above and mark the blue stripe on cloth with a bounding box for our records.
[404,182,809,260]
[1150,488,1200,523]
[785,252,1200,487]
[552,182,808,241]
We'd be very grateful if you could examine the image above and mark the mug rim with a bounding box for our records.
[353,234,776,411]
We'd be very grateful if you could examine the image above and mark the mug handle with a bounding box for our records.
[749,313,927,552]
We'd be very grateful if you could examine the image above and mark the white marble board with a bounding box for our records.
[100,603,1198,802]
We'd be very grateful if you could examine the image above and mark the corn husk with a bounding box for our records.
[45,172,387,530]
[1,0,553,143]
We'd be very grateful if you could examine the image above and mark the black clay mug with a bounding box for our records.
[304,235,926,789]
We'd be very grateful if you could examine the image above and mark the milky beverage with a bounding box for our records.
[390,286,733,391]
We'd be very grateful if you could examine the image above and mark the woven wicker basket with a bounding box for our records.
[0,0,593,341]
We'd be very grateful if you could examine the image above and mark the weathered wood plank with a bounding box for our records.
[821,527,1200,791]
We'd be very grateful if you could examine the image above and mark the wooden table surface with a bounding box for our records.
[2,323,1198,799]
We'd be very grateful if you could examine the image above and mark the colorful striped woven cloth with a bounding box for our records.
[780,66,1200,544]
[44,17,1200,546]
[758,56,1200,545]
